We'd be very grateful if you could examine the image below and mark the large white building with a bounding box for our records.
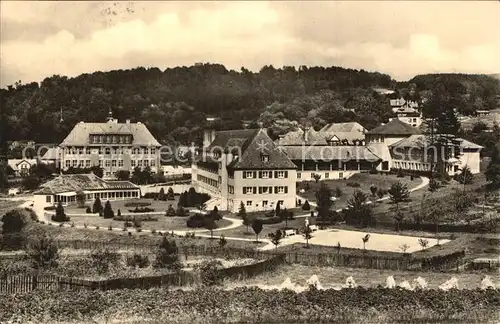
[59,112,161,179]
[192,128,297,213]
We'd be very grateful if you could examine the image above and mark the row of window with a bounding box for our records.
[245,200,283,207]
[198,164,218,174]
[197,174,218,188]
[46,190,139,203]
[243,170,288,179]
[297,172,344,179]
[64,159,156,168]
[65,147,156,155]
[242,186,288,195]
[89,135,133,144]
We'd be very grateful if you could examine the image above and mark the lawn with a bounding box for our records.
[0,199,26,216]
[297,173,422,209]
[228,263,500,290]
[65,198,180,215]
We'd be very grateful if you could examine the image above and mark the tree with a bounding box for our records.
[204,215,217,239]
[103,200,114,219]
[334,187,343,198]
[315,183,333,220]
[115,170,130,181]
[302,200,311,211]
[210,206,221,220]
[303,225,312,248]
[158,188,166,201]
[167,187,175,200]
[389,181,410,205]
[25,234,59,269]
[1,209,28,233]
[153,237,181,270]
[456,165,473,185]
[370,185,378,196]
[93,196,102,214]
[242,215,250,233]
[485,144,500,188]
[218,235,227,248]
[275,201,281,216]
[399,244,410,254]
[52,201,69,222]
[393,208,405,232]
[269,229,282,249]
[312,173,321,183]
[238,201,247,218]
[166,204,176,216]
[376,188,385,200]
[22,175,40,191]
[428,179,441,192]
[362,234,370,250]
[344,190,374,227]
[76,191,86,208]
[252,219,263,242]
[178,191,188,207]
[418,238,429,251]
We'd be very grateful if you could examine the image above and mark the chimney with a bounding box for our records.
[126,119,130,124]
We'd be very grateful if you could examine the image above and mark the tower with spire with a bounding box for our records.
[106,108,114,123]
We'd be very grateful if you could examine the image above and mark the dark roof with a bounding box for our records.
[207,129,258,151]
[390,135,483,150]
[276,128,328,146]
[281,146,381,162]
[34,174,139,195]
[219,129,297,170]
[366,119,422,135]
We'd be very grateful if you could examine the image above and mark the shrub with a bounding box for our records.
[103,201,114,219]
[186,213,208,228]
[166,204,176,216]
[1,209,28,233]
[196,260,223,286]
[302,200,311,211]
[126,254,150,268]
[133,218,142,228]
[346,182,361,188]
[258,216,281,225]
[86,207,91,214]
[108,224,113,231]
[370,185,377,196]
[52,202,70,222]
[89,248,120,274]
[95,226,100,230]
[128,207,155,213]
[92,197,103,214]
[176,206,188,216]
[124,201,152,208]
[397,169,405,178]
[153,237,181,270]
[25,234,59,269]
[117,209,121,217]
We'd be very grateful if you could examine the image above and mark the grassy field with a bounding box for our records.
[67,214,232,232]
[228,263,500,290]
[297,173,421,209]
[0,200,26,216]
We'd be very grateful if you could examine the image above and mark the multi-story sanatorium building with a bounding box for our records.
[59,112,161,179]
[192,128,298,213]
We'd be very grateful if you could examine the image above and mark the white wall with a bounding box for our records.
[296,170,357,182]
[140,184,192,196]
[459,151,481,174]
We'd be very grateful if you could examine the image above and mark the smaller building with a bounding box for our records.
[33,173,140,209]
[7,159,37,177]
[391,107,422,128]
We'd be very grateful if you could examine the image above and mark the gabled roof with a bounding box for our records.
[60,121,161,146]
[221,129,296,170]
[7,159,37,171]
[320,122,365,133]
[34,173,139,195]
[390,135,483,150]
[207,129,258,151]
[281,146,380,162]
[366,119,422,135]
[41,147,61,160]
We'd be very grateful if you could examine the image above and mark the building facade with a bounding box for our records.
[59,112,161,179]
[192,129,297,213]
[33,173,140,209]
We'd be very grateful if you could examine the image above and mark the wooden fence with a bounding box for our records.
[0,254,285,294]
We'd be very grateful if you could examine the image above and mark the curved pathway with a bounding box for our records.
[6,176,429,251]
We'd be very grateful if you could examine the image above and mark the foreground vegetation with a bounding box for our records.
[1,287,499,323]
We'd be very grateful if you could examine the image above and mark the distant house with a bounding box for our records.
[33,173,140,208]
[390,107,422,128]
[7,159,37,177]
[390,98,419,113]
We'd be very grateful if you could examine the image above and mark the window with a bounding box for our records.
[228,185,234,194]
[112,160,117,167]
[277,171,285,178]
[85,160,91,168]
[246,201,252,207]
[325,172,329,179]
[262,200,268,207]
[138,160,143,167]
[260,187,270,194]
[65,160,71,168]
[113,136,117,143]
[99,160,103,167]
[244,171,254,179]
[131,160,136,167]
[278,200,284,206]
[119,136,124,144]
[105,147,111,154]
[118,160,124,167]
[105,172,111,177]
[261,171,270,178]
[297,172,301,179]
[144,160,149,167]
[261,155,269,162]
[339,172,343,179]
[72,160,78,167]
[150,160,156,167]
[105,160,111,167]
[277,186,285,194]
[46,196,51,203]
[244,187,254,195]
[151,148,156,154]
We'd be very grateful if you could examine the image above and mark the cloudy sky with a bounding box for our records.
[1,1,499,87]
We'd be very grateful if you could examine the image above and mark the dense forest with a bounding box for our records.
[1,64,499,149]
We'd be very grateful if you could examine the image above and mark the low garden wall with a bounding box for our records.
[0,254,285,293]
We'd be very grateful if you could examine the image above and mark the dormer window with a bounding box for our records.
[261,154,269,162]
